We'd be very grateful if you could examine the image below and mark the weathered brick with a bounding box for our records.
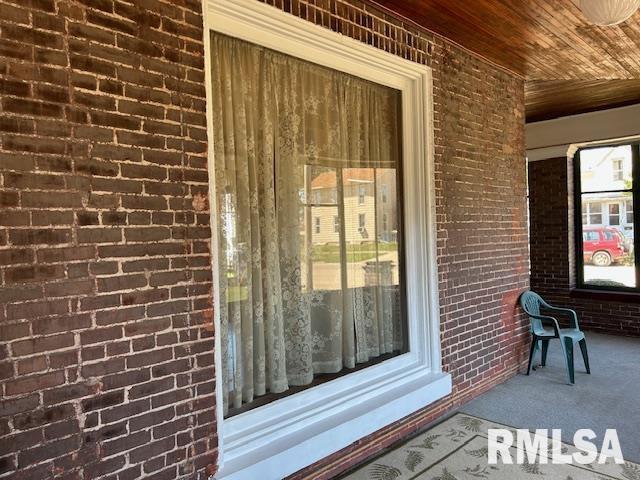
[102,368,150,391]
[97,274,147,292]
[80,326,122,345]
[32,314,91,335]
[44,278,95,297]
[37,245,95,263]
[44,419,80,440]
[0,323,30,342]
[9,228,71,245]
[91,111,140,130]
[126,348,173,369]
[101,398,149,424]
[129,405,174,432]
[70,54,116,76]
[12,334,75,356]
[6,371,65,396]
[43,383,94,406]
[62,260,86,281]
[6,298,68,320]
[82,390,124,412]
[77,227,122,244]
[68,22,115,44]
[92,143,141,161]
[5,264,64,284]
[14,404,75,430]
[0,248,34,265]
[74,91,116,110]
[0,430,44,458]
[81,357,125,378]
[18,436,79,467]
[121,163,167,180]
[0,78,30,96]
[32,210,74,226]
[129,377,174,401]
[2,98,62,117]
[101,431,149,458]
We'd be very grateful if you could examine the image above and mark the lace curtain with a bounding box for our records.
[211,33,406,415]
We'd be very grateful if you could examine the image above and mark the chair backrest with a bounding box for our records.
[519,291,546,335]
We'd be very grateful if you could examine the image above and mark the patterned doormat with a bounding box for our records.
[341,413,640,480]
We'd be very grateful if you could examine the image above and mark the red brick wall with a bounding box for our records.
[529,156,640,336]
[0,0,215,479]
[0,0,529,478]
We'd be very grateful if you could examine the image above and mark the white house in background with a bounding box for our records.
[580,145,634,238]
[308,168,398,245]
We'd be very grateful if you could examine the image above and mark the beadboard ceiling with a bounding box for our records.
[372,0,640,122]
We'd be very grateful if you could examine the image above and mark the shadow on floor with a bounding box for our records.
[461,332,640,462]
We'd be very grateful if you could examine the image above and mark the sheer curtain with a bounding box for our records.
[211,32,405,415]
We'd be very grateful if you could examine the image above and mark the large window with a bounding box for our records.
[206,2,446,478]
[575,143,638,290]
[211,33,407,417]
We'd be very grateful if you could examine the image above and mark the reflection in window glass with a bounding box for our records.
[578,144,638,290]
[580,145,632,193]
[358,185,366,204]
[582,202,602,225]
[581,194,634,288]
[212,32,407,415]
[612,158,624,181]
[609,203,620,225]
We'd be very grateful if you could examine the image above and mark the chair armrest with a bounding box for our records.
[528,313,561,336]
[545,305,579,329]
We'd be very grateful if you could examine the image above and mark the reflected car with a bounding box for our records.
[583,226,629,267]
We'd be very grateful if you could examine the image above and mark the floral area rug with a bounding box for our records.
[341,413,640,480]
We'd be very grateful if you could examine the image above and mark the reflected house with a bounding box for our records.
[580,145,634,238]
[308,168,398,245]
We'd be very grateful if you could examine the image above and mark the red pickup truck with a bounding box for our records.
[583,226,630,266]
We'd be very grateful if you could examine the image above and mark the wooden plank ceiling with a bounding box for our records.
[372,0,640,122]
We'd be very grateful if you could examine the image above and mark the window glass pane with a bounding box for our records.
[583,201,602,225]
[581,192,635,288]
[609,203,620,225]
[211,32,407,415]
[580,145,632,193]
[306,206,342,291]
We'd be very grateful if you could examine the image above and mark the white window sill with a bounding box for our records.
[215,367,451,480]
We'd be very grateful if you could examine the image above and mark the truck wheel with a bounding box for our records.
[592,251,612,267]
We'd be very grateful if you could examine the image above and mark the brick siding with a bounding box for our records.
[0,0,529,478]
[529,156,640,336]
[0,0,215,479]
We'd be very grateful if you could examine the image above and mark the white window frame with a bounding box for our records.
[612,158,624,181]
[358,213,366,229]
[583,201,603,225]
[203,1,450,479]
[608,202,621,226]
[625,199,634,225]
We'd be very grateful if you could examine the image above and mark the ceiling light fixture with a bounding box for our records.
[580,0,640,26]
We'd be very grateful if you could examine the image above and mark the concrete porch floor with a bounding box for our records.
[461,332,640,463]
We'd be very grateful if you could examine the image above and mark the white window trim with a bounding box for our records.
[202,1,450,479]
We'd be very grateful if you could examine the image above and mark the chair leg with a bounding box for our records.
[527,337,538,375]
[562,337,575,385]
[579,338,591,374]
[540,339,550,367]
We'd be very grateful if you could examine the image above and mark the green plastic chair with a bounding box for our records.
[519,291,590,384]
